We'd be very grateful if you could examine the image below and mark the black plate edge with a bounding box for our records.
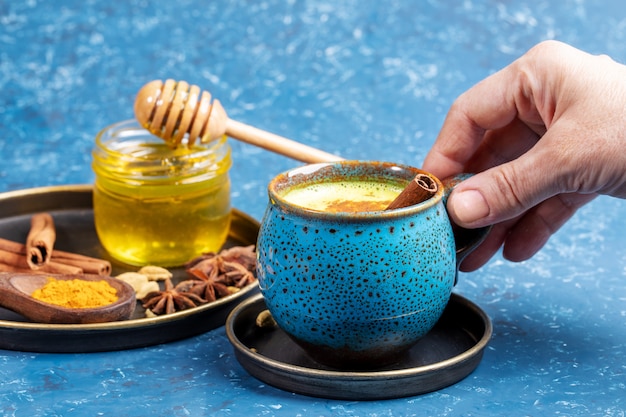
[0,184,93,216]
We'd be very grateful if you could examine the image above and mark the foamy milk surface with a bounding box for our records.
[280,180,404,212]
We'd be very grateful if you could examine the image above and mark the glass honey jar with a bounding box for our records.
[92,120,232,266]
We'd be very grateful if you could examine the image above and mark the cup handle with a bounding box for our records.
[441,174,491,285]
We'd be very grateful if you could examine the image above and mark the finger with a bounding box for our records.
[423,69,519,179]
[502,192,597,262]
[423,42,577,180]
[463,118,542,174]
[445,126,571,229]
[423,52,551,179]
[459,192,596,270]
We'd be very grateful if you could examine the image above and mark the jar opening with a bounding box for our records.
[92,120,231,184]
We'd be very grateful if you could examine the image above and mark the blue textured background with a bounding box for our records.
[1,1,625,415]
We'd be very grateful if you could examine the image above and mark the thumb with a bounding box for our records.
[445,149,560,228]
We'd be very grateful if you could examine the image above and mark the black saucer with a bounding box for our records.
[226,292,492,400]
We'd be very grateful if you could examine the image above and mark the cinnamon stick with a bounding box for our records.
[0,238,26,254]
[49,250,112,275]
[0,237,111,276]
[0,248,82,274]
[25,213,56,269]
[0,248,34,271]
[39,261,83,274]
[0,262,31,273]
[386,173,438,210]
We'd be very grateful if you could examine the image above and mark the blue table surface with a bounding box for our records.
[1,1,625,415]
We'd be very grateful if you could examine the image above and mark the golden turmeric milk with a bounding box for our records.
[281,180,405,212]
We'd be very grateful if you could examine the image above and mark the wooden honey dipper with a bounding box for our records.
[134,79,343,164]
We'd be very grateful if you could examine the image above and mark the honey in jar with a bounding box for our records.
[92,120,231,266]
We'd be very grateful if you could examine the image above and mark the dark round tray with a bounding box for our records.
[0,185,260,353]
[226,293,491,400]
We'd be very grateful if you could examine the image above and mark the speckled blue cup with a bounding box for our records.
[256,161,489,370]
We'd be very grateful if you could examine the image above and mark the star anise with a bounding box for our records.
[180,245,257,302]
[141,277,207,315]
[185,245,256,273]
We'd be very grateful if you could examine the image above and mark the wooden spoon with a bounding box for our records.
[0,273,136,324]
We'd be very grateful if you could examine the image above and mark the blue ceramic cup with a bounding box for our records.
[256,161,489,369]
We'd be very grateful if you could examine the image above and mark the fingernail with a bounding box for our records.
[451,190,490,225]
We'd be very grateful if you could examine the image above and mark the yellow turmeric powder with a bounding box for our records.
[31,277,118,308]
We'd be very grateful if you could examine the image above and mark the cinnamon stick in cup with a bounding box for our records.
[25,213,56,269]
[385,173,438,210]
